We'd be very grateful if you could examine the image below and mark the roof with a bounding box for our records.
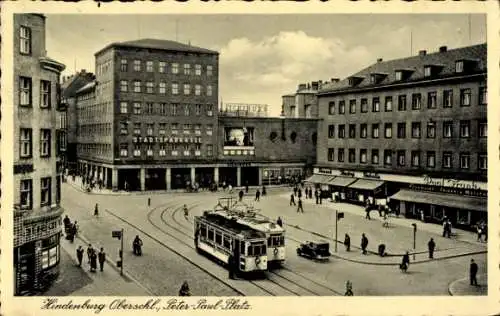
[95,38,219,56]
[75,81,97,94]
[319,43,487,94]
[61,72,95,98]
[390,189,486,212]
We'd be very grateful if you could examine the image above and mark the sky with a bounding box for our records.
[45,14,486,117]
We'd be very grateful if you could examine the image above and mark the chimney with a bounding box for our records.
[331,78,340,83]
[439,46,447,53]
[298,83,307,91]
[377,58,383,63]
[311,81,319,90]
[418,50,427,56]
[307,83,311,89]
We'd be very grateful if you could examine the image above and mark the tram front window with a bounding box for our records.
[269,235,284,247]
[248,243,266,256]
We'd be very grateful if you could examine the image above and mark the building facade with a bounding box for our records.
[13,14,66,294]
[282,79,339,119]
[314,44,487,230]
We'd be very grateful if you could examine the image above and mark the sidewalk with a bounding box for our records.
[448,274,487,295]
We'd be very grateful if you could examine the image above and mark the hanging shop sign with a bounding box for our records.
[318,168,332,175]
[340,170,355,177]
[363,171,380,179]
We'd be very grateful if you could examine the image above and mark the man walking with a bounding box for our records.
[98,248,106,272]
[361,233,368,255]
[90,250,97,272]
[238,190,244,202]
[94,203,99,216]
[277,216,283,228]
[427,238,436,259]
[290,193,296,206]
[87,244,94,264]
[76,246,84,267]
[315,190,319,204]
[293,186,298,196]
[344,234,351,252]
[297,198,304,213]
[470,259,478,286]
[255,189,260,201]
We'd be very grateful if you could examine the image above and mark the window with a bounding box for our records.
[397,123,406,138]
[195,104,202,116]
[443,152,452,168]
[159,103,167,115]
[19,77,32,106]
[20,128,32,158]
[360,124,367,138]
[338,124,345,138]
[384,150,392,166]
[146,61,153,72]
[172,104,178,116]
[348,124,356,138]
[120,144,128,157]
[360,149,367,164]
[20,26,31,54]
[397,150,405,166]
[120,80,128,92]
[455,61,464,73]
[133,60,141,71]
[328,125,335,138]
[133,123,141,135]
[184,84,191,95]
[207,144,213,156]
[460,152,470,169]
[427,122,436,138]
[40,129,51,157]
[146,145,153,157]
[133,80,141,93]
[41,245,59,269]
[361,99,368,113]
[40,80,51,108]
[372,97,380,112]
[479,87,487,105]
[195,64,202,75]
[20,179,32,209]
[172,63,179,74]
[133,145,141,157]
[478,121,487,138]
[183,144,190,156]
[159,61,166,73]
[206,104,213,116]
[183,124,191,134]
[147,123,154,136]
[385,97,392,112]
[372,124,379,138]
[338,149,345,162]
[424,66,432,77]
[133,102,141,114]
[460,89,471,106]
[348,149,355,163]
[411,122,421,138]
[398,95,406,111]
[195,84,201,96]
[41,177,51,207]
[328,101,335,115]
[159,144,167,156]
[384,123,392,138]
[411,151,420,167]
[172,83,179,95]
[206,125,213,136]
[184,104,190,116]
[427,91,437,109]
[159,123,166,135]
[172,123,179,134]
[120,102,128,114]
[427,151,436,167]
[349,100,356,113]
[184,64,191,75]
[158,82,166,95]
[327,148,335,161]
[207,85,213,96]
[460,120,470,138]
[195,124,201,135]
[443,90,453,108]
[207,65,213,76]
[339,101,345,114]
[443,121,453,138]
[395,71,403,81]
[146,81,154,94]
[372,149,379,164]
[478,154,487,170]
[119,122,128,135]
[411,93,422,110]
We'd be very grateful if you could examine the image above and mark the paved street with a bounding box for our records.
[57,181,487,296]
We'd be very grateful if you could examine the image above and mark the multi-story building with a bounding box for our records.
[13,14,66,294]
[314,43,487,230]
[282,79,339,119]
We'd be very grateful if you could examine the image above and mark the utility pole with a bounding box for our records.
[335,210,338,253]
[120,228,124,276]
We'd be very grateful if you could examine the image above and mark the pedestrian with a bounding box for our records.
[298,188,302,199]
[262,186,266,196]
[365,206,371,220]
[428,238,436,259]
[183,204,189,218]
[245,182,249,194]
[277,216,283,228]
[319,190,323,204]
[87,244,94,264]
[179,281,191,296]
[90,250,97,272]
[297,198,304,213]
[98,248,106,272]
[148,197,151,207]
[344,233,351,252]
[315,190,319,204]
[470,259,478,286]
[345,280,354,296]
[255,189,260,201]
[290,193,296,206]
[94,203,99,216]
[308,187,313,199]
[238,190,244,202]
[228,184,233,194]
[361,233,368,255]
[76,245,84,267]
[304,187,309,199]
[63,215,71,229]
[400,251,410,272]
[293,186,298,196]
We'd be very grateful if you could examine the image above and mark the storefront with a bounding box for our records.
[262,168,283,186]
[195,167,215,189]
[146,168,166,191]
[345,178,386,205]
[118,169,140,191]
[325,176,356,201]
[171,168,191,189]
[304,174,334,190]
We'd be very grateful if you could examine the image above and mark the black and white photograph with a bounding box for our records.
[1,2,499,316]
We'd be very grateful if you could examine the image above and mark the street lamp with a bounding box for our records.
[411,223,417,260]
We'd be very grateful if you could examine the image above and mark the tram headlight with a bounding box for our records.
[255,257,261,265]
[273,247,279,256]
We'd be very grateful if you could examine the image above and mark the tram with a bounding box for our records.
[194,212,268,273]
[206,197,286,266]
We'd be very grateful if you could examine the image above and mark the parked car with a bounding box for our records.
[296,241,331,261]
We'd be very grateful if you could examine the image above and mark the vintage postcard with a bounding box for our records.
[1,1,499,316]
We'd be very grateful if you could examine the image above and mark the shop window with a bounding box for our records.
[41,246,59,269]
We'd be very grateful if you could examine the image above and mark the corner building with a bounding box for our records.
[314,44,487,230]
[13,14,66,294]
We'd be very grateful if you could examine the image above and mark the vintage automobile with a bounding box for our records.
[296,241,331,261]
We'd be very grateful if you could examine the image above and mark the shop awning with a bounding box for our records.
[327,176,357,187]
[389,189,487,212]
[347,179,385,191]
[304,174,334,184]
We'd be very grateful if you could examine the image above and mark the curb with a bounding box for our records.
[448,274,487,296]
